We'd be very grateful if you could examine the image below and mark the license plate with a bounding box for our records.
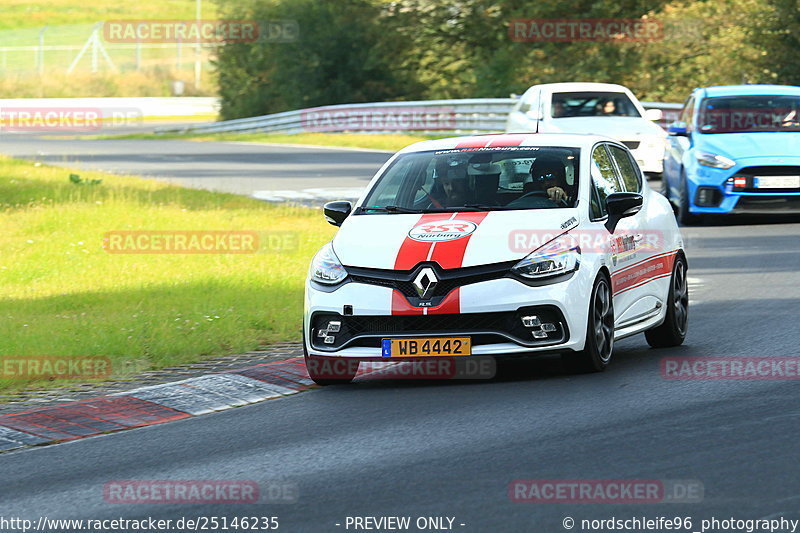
[755,176,800,189]
[381,337,471,357]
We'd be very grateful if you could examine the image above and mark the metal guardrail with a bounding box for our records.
[156,99,682,135]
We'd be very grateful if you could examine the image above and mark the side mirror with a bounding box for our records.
[323,201,352,227]
[605,192,643,232]
[644,108,663,122]
[667,121,689,136]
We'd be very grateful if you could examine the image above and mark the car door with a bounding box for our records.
[588,142,627,306]
[589,142,648,324]
[606,143,670,327]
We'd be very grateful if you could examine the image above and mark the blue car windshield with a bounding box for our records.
[358,147,581,213]
[698,95,800,133]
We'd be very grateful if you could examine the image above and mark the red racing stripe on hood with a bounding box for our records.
[392,212,489,315]
[428,211,489,269]
[393,213,453,271]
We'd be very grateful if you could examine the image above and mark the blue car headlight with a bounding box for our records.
[696,151,735,169]
[309,243,348,285]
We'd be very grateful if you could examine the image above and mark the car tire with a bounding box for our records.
[303,333,358,385]
[562,273,614,373]
[678,172,704,226]
[645,254,688,348]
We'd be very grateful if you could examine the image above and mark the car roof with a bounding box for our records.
[699,84,800,97]
[528,82,632,93]
[398,133,619,154]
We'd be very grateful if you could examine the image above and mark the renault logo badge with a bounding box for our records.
[413,268,438,300]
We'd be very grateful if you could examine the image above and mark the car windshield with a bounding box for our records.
[698,95,800,133]
[358,147,580,213]
[552,91,640,118]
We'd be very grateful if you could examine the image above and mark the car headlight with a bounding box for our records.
[309,243,347,285]
[696,151,735,169]
[512,233,580,279]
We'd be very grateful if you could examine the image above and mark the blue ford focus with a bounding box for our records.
[662,84,800,224]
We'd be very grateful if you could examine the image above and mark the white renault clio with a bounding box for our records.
[304,133,687,384]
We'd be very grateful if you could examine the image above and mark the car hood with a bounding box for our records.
[697,132,800,161]
[333,209,581,270]
[548,116,665,139]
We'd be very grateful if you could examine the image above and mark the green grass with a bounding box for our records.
[102,132,453,152]
[0,156,335,393]
[0,1,218,31]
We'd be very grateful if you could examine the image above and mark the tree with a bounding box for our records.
[214,0,422,118]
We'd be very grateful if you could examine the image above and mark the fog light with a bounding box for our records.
[327,321,341,333]
[694,186,722,207]
[541,323,557,333]
[324,336,335,344]
[532,330,548,339]
[317,329,328,338]
[522,315,541,328]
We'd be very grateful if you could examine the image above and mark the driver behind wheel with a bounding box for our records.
[432,159,469,208]
[527,157,570,204]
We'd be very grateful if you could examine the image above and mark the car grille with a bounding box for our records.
[732,166,800,193]
[347,261,516,307]
[310,307,569,351]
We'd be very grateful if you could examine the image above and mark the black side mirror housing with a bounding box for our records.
[323,201,352,227]
[605,192,643,232]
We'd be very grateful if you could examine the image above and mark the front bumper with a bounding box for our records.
[686,159,800,214]
[304,275,592,359]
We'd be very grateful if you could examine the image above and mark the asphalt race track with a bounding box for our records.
[0,133,392,203]
[2,135,800,532]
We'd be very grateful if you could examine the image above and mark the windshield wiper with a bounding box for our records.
[460,204,517,211]
[358,205,423,214]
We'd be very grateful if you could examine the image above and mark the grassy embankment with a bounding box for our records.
[0,155,335,393]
